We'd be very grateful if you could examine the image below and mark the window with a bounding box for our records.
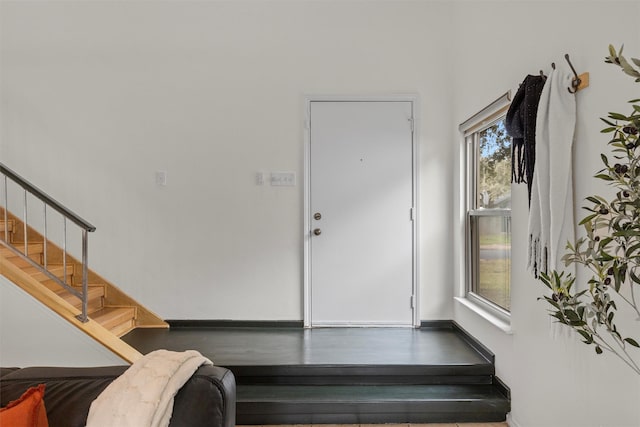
[463,95,512,314]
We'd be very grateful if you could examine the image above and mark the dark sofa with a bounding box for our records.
[0,365,236,427]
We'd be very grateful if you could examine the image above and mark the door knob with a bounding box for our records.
[314,212,322,220]
[313,228,322,236]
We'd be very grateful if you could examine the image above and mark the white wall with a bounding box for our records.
[0,0,454,321]
[0,275,126,367]
[451,1,640,426]
[3,1,640,425]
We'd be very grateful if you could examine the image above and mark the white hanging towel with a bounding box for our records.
[528,65,577,277]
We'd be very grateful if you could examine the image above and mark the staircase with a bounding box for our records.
[0,163,168,363]
[1,211,168,362]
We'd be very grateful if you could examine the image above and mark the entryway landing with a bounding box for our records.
[124,323,491,368]
[123,322,510,424]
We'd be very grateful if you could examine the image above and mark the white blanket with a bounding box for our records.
[86,349,213,427]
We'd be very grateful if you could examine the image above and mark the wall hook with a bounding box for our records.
[565,54,581,93]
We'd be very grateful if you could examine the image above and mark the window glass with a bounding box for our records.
[477,120,511,209]
[466,115,512,313]
[471,215,511,311]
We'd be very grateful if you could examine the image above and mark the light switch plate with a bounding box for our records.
[155,171,168,186]
[271,172,296,186]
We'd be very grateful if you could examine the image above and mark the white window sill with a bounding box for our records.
[455,296,513,334]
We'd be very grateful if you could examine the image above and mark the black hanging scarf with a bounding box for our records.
[505,75,546,204]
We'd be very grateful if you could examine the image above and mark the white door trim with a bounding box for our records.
[303,95,420,328]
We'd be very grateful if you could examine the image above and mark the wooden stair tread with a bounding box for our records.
[23,263,74,272]
[0,219,15,232]
[55,286,105,310]
[4,252,43,271]
[23,264,74,281]
[92,306,136,331]
[92,306,136,320]
[110,319,136,337]
[0,249,42,264]
[1,242,44,254]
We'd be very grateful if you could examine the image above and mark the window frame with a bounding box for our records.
[460,92,512,323]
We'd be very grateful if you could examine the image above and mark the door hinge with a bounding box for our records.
[408,117,414,132]
[304,119,310,130]
[410,295,415,309]
[410,207,415,221]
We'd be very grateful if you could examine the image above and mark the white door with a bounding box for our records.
[308,100,415,326]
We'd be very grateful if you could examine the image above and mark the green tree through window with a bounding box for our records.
[478,120,511,209]
[466,113,512,312]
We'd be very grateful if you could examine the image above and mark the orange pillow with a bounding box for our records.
[0,384,49,427]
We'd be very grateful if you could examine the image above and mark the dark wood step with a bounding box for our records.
[231,364,494,385]
[122,325,511,424]
[236,383,510,424]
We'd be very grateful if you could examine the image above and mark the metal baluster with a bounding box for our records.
[3,175,7,243]
[78,229,89,323]
[43,204,48,270]
[62,218,67,285]
[23,189,28,256]
[1,162,96,323]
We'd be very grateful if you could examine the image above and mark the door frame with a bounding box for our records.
[303,95,420,328]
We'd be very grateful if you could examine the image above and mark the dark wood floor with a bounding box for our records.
[122,326,490,367]
[122,325,509,424]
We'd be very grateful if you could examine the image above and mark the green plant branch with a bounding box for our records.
[592,328,640,374]
[567,248,640,317]
[630,280,639,316]
[538,44,640,375]
[542,284,640,374]
[595,336,640,374]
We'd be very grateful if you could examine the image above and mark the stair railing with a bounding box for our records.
[0,162,95,323]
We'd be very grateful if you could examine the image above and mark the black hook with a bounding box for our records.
[565,54,581,93]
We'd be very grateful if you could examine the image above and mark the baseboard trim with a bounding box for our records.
[493,375,511,400]
[420,320,495,364]
[451,321,495,363]
[166,320,304,328]
[419,320,455,330]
